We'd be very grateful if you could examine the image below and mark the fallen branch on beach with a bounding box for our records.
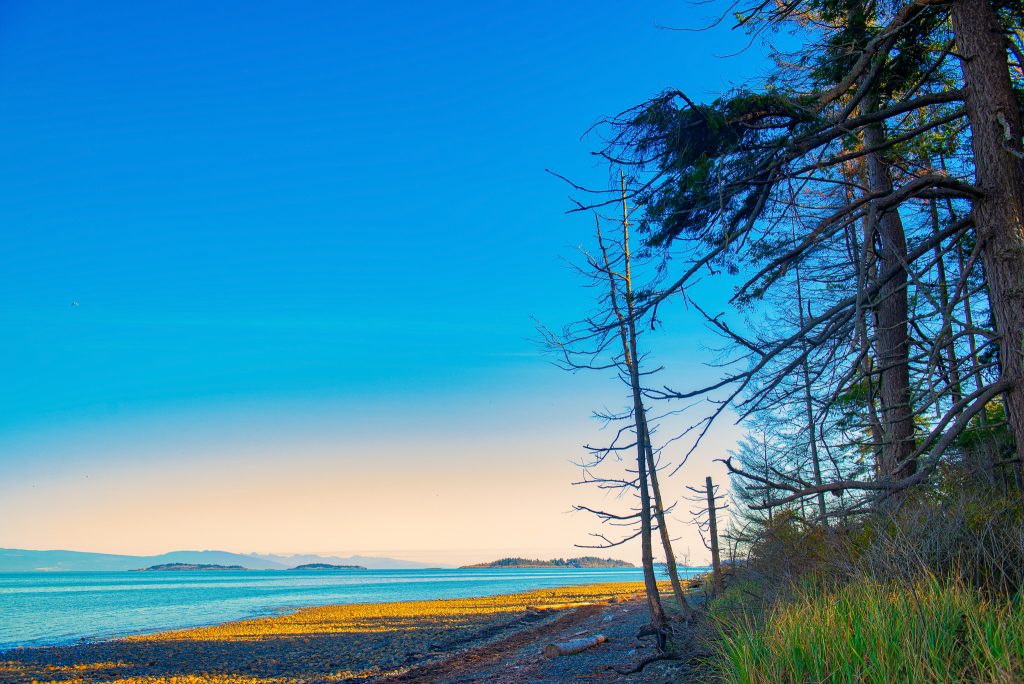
[542,634,608,657]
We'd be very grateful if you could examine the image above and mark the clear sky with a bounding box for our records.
[0,1,772,565]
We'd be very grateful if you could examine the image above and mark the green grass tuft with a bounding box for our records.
[713,575,1024,683]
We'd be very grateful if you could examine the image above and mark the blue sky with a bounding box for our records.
[0,1,772,562]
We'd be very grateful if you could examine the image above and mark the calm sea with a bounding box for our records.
[0,566,705,651]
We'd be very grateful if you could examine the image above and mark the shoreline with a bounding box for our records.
[0,580,688,683]
[1,567,674,653]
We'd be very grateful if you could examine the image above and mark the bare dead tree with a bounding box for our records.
[538,176,708,634]
[685,477,729,596]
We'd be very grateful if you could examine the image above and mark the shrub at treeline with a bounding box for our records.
[557,0,1024,677]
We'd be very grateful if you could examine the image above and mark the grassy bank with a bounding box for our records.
[712,576,1024,684]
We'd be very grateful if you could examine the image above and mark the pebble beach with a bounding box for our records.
[1,581,686,683]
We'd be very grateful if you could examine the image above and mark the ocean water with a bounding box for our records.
[0,566,705,651]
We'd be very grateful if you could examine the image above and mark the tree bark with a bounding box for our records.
[847,191,886,477]
[629,330,667,630]
[641,420,696,619]
[864,117,917,483]
[593,210,667,632]
[610,176,667,631]
[931,199,963,407]
[705,476,724,595]
[794,260,827,520]
[950,0,1024,475]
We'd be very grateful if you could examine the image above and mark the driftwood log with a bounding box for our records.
[542,635,608,658]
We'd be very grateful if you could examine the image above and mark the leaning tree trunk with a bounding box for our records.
[950,0,1024,479]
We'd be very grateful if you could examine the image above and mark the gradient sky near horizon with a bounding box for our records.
[0,1,773,565]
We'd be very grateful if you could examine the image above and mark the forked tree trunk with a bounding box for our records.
[629,337,667,631]
[597,176,698,631]
[595,179,668,632]
[640,419,696,619]
[950,0,1024,478]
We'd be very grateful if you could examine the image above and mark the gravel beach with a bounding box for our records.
[1,581,702,683]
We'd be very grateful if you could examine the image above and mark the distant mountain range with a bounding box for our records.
[249,553,430,570]
[462,556,634,569]
[0,548,437,572]
[141,563,247,571]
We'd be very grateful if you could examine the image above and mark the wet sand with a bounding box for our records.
[1,581,695,683]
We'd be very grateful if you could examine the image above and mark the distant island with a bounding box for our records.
[0,548,435,572]
[461,557,634,569]
[291,563,366,570]
[141,563,247,571]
